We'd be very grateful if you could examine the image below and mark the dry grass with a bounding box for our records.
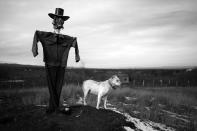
[110,87,197,106]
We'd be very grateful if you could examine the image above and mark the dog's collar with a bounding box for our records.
[108,80,116,89]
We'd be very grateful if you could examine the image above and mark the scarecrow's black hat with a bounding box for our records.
[48,8,70,21]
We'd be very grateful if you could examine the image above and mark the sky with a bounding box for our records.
[0,0,197,68]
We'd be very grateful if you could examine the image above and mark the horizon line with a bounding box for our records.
[0,62,196,70]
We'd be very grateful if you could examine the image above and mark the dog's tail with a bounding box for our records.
[82,81,86,92]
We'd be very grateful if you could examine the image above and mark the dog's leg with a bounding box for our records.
[83,97,87,105]
[83,89,89,106]
[96,94,102,109]
[103,96,108,109]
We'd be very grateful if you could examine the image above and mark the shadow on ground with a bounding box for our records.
[0,97,135,131]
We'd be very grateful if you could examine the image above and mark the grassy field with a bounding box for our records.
[0,85,196,131]
[110,87,197,131]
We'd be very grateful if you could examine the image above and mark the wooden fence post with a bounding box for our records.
[160,79,163,87]
[142,80,145,87]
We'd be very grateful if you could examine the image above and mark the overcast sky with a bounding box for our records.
[0,0,197,68]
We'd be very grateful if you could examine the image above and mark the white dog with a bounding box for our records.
[82,75,121,109]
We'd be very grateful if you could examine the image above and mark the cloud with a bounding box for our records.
[0,0,197,68]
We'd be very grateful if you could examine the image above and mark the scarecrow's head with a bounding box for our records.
[48,8,70,30]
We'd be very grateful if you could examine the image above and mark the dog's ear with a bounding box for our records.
[111,75,117,79]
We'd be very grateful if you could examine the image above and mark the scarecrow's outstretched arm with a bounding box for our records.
[32,30,40,57]
[72,37,80,62]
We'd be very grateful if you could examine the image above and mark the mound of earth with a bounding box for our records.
[0,103,136,131]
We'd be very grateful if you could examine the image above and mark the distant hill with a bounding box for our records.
[0,63,197,88]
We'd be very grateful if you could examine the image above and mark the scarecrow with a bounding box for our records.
[32,8,80,113]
